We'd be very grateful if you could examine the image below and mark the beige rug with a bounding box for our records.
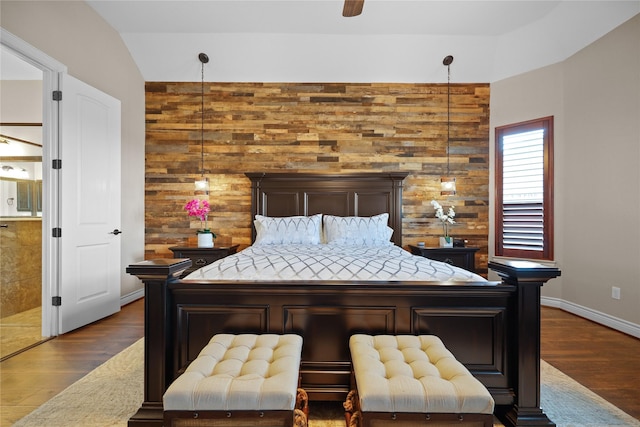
[13,338,640,427]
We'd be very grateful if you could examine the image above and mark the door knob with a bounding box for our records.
[109,229,122,235]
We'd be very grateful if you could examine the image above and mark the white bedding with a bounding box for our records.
[184,244,487,282]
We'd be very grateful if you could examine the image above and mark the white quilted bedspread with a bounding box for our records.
[184,244,486,282]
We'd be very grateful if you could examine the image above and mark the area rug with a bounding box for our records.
[13,338,640,427]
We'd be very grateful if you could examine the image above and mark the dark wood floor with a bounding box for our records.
[1,300,639,425]
[0,298,145,426]
[540,307,640,421]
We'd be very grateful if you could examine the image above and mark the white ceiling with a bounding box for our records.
[85,0,639,83]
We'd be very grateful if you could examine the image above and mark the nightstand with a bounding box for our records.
[408,246,479,273]
[169,245,239,278]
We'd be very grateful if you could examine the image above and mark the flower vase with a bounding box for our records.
[197,232,214,248]
[439,236,453,248]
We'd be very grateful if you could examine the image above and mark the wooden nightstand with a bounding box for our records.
[169,245,239,278]
[408,246,479,273]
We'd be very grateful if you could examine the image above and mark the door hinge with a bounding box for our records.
[52,159,62,169]
[52,296,62,306]
[52,90,62,101]
[52,228,62,238]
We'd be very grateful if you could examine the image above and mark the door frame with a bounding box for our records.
[1,28,66,337]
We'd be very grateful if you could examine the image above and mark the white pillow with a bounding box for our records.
[323,213,393,246]
[254,214,322,245]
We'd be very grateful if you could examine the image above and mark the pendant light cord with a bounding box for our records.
[200,60,205,177]
[446,62,450,176]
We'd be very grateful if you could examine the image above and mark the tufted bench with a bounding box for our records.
[345,334,494,427]
[163,333,308,427]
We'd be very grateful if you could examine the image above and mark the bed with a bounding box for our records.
[127,172,560,427]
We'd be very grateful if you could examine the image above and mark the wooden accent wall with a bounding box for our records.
[145,82,490,274]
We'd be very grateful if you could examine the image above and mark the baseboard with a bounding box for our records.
[120,288,144,307]
[542,297,640,339]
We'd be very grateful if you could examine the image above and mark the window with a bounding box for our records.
[495,117,554,260]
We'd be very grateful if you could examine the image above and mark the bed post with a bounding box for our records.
[248,172,265,243]
[125,259,191,427]
[389,172,405,246]
[489,260,561,427]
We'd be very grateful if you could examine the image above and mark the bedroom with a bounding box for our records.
[0,0,638,425]
[2,0,638,340]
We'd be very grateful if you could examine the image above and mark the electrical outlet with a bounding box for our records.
[611,286,621,300]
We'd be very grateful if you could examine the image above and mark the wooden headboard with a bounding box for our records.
[246,172,408,246]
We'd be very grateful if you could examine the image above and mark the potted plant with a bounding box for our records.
[184,199,216,247]
[430,200,455,247]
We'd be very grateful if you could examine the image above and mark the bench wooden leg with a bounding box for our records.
[343,389,361,427]
[295,388,309,427]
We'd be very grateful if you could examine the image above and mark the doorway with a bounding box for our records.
[0,45,47,360]
[1,30,123,352]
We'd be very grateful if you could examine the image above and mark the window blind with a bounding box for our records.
[502,130,544,252]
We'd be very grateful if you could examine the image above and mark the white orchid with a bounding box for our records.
[430,200,456,238]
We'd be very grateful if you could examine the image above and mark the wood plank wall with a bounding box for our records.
[145,82,491,274]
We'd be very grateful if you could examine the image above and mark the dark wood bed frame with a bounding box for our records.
[127,172,560,427]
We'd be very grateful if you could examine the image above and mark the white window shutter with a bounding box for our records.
[502,130,544,252]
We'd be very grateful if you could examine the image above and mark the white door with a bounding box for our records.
[59,74,121,334]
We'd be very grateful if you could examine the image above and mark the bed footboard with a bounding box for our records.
[126,258,559,427]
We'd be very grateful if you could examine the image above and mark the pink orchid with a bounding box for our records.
[184,199,213,234]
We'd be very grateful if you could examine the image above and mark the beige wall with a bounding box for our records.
[491,14,640,331]
[0,80,42,122]
[1,1,146,299]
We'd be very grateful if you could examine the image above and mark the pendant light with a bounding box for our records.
[441,55,456,196]
[194,52,210,195]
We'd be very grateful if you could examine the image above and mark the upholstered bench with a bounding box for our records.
[345,334,494,427]
[163,333,308,427]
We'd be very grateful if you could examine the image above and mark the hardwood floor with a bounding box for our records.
[1,300,638,425]
[540,307,640,421]
[0,298,144,426]
[0,307,46,361]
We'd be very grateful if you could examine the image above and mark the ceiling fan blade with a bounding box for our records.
[343,0,364,17]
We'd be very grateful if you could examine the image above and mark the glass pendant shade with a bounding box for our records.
[195,177,209,194]
[440,176,456,195]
